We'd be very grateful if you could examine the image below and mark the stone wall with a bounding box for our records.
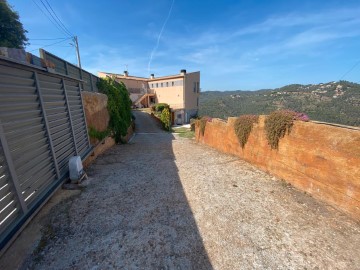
[82,91,109,133]
[81,91,114,166]
[196,116,360,220]
[81,91,135,167]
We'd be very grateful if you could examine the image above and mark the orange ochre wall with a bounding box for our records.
[196,116,360,220]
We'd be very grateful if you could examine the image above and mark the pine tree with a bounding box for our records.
[0,0,28,48]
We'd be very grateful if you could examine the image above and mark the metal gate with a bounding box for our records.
[0,57,91,250]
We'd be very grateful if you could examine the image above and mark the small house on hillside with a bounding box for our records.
[98,70,200,124]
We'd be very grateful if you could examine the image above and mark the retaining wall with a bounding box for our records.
[82,92,109,133]
[82,91,114,166]
[196,116,360,220]
[81,91,134,167]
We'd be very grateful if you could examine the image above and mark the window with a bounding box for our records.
[171,80,183,86]
[197,97,199,107]
[151,83,153,88]
[161,83,163,87]
[193,82,196,92]
[166,82,169,87]
[197,82,200,93]
[156,83,158,88]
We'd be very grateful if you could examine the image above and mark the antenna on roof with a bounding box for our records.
[125,64,128,72]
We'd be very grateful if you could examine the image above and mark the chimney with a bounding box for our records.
[124,71,128,77]
[180,69,186,75]
[150,73,155,79]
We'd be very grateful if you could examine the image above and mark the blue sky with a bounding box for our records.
[8,0,360,90]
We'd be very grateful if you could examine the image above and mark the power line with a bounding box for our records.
[39,0,72,38]
[30,0,81,67]
[29,44,72,47]
[29,37,72,52]
[31,0,69,37]
[340,59,360,80]
[29,37,68,40]
[44,0,74,37]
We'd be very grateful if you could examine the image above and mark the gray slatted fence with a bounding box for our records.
[39,49,100,92]
[0,57,92,251]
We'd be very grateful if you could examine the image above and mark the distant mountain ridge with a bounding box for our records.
[199,80,360,127]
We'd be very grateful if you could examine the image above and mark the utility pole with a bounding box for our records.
[73,36,82,69]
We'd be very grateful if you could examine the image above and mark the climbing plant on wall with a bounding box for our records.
[97,78,132,143]
[264,110,309,149]
[234,115,259,149]
[196,116,212,136]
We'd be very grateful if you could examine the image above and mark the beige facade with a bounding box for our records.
[98,70,200,124]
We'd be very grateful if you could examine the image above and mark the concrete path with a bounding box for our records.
[132,110,165,134]
[4,111,360,269]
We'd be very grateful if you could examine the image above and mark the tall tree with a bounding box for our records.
[0,0,28,49]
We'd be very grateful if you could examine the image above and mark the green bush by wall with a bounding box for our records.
[97,78,132,143]
[152,103,170,112]
[160,107,171,131]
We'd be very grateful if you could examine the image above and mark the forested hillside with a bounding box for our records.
[199,81,360,127]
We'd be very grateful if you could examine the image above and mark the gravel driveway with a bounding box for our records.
[20,111,360,269]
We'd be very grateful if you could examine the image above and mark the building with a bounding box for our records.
[98,70,200,124]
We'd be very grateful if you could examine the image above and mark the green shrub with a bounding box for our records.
[160,107,171,131]
[97,78,132,143]
[88,126,110,141]
[234,115,259,149]
[156,103,170,112]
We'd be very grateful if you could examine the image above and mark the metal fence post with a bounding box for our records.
[65,62,69,76]
[62,79,79,156]
[90,74,94,92]
[0,121,27,213]
[78,82,91,148]
[33,72,60,179]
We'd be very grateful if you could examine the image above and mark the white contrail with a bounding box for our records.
[147,0,175,75]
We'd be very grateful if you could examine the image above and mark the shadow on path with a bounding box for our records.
[132,110,164,133]
[22,110,213,269]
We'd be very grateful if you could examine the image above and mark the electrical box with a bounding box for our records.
[69,156,83,182]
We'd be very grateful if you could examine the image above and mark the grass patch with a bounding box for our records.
[88,126,110,141]
[172,127,195,138]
